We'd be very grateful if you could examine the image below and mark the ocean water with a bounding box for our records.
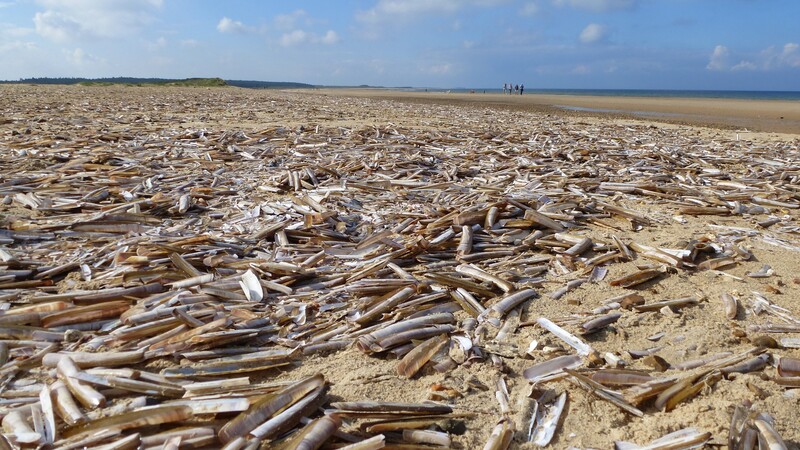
[417,88,800,101]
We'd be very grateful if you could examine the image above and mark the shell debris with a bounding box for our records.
[0,84,799,448]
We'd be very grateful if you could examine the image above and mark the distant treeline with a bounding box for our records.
[1,77,315,89]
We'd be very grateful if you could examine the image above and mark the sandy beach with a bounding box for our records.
[318,88,800,137]
[1,84,799,449]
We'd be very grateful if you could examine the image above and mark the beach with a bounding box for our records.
[1,84,799,448]
[317,88,800,137]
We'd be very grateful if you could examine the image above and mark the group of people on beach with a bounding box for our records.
[503,82,524,95]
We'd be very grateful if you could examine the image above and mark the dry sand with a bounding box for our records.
[318,88,800,139]
[1,84,799,449]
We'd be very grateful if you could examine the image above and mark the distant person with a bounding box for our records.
[514,84,519,94]
[520,84,524,95]
[503,83,507,94]
[508,82,513,94]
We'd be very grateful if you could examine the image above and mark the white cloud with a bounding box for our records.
[421,63,454,75]
[146,36,167,51]
[280,29,339,47]
[63,47,100,65]
[520,2,540,16]
[763,42,800,69]
[275,9,308,31]
[33,0,163,42]
[280,29,308,46]
[320,30,339,45]
[0,40,36,53]
[553,0,636,12]
[706,45,729,71]
[708,42,800,72]
[217,17,256,34]
[579,23,607,44]
[34,10,80,42]
[1,22,35,39]
[357,0,510,23]
[732,60,756,71]
[782,43,800,67]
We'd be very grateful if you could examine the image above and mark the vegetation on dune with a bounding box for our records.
[1,77,315,89]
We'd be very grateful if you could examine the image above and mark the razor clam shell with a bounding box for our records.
[62,405,193,439]
[336,434,386,450]
[721,293,739,320]
[523,354,583,383]
[536,317,593,356]
[753,417,788,450]
[281,413,342,450]
[218,373,324,442]
[396,334,449,378]
[239,269,264,302]
[482,419,514,450]
[530,391,567,446]
[608,268,664,288]
[328,401,453,415]
[249,384,328,439]
[591,369,654,387]
[777,356,800,377]
[615,427,711,450]
[565,369,643,417]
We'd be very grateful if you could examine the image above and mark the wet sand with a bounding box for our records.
[317,88,800,136]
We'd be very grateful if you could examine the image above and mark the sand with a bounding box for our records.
[1,84,799,449]
[317,88,800,138]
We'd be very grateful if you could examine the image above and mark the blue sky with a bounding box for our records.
[1,0,798,89]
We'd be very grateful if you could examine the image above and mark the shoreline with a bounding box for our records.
[314,88,800,136]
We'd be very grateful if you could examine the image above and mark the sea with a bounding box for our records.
[411,88,800,101]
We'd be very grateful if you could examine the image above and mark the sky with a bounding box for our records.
[1,0,799,90]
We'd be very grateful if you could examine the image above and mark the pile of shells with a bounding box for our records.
[0,84,799,449]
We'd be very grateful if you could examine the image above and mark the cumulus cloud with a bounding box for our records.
[320,30,340,45]
[0,23,36,54]
[280,29,339,47]
[2,24,34,38]
[732,60,757,71]
[357,0,510,23]
[553,0,636,12]
[0,40,36,53]
[275,9,309,31]
[33,0,163,42]
[34,10,81,42]
[217,17,259,34]
[279,29,307,46]
[63,47,100,65]
[706,45,729,70]
[579,23,607,43]
[782,43,800,67]
[707,43,800,72]
[762,42,800,69]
